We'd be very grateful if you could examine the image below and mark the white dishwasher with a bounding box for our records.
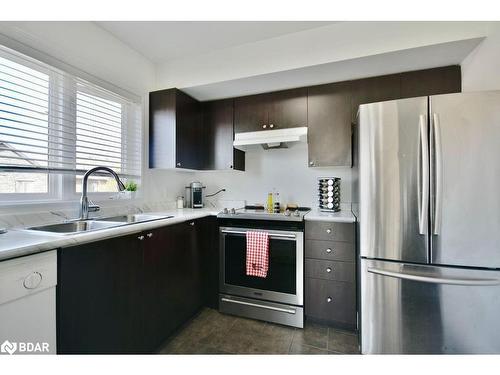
[0,250,57,355]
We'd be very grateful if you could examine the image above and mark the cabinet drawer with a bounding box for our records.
[305,240,355,262]
[305,221,354,242]
[305,259,355,283]
[305,278,356,325]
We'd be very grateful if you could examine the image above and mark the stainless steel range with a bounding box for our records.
[217,206,310,328]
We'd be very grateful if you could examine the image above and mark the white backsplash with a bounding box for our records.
[193,143,352,209]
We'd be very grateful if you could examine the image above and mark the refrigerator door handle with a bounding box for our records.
[418,114,429,235]
[432,113,443,235]
[367,267,500,286]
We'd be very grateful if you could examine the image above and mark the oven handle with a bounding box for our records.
[220,297,297,314]
[220,229,297,240]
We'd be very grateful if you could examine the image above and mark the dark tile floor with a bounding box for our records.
[159,308,360,355]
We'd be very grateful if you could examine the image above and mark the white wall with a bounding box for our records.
[193,143,351,208]
[462,23,500,91]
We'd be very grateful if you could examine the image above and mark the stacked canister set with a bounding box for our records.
[318,177,340,212]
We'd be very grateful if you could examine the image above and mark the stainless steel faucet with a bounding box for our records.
[79,166,126,220]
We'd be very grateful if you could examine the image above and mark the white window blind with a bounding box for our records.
[0,44,142,199]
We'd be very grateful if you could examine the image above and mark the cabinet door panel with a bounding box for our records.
[305,221,355,242]
[203,99,245,171]
[400,65,461,99]
[234,94,268,133]
[58,233,144,354]
[199,216,219,309]
[305,278,356,326]
[305,239,355,262]
[351,74,401,123]
[167,220,203,328]
[142,226,176,351]
[176,90,203,169]
[149,89,175,169]
[305,259,355,283]
[308,82,352,167]
[268,87,307,129]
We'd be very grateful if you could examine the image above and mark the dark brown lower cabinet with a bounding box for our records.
[305,278,356,327]
[304,221,357,330]
[57,232,145,354]
[198,216,219,309]
[142,220,203,351]
[58,218,214,354]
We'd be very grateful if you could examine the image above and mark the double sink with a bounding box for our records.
[27,213,173,235]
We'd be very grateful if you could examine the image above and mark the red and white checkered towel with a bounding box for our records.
[246,231,269,278]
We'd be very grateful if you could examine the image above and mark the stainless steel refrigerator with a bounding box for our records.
[358,91,500,354]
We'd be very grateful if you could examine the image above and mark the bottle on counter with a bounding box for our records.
[273,191,281,213]
[267,192,274,213]
[176,196,185,209]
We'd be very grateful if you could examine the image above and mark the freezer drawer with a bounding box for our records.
[361,258,500,354]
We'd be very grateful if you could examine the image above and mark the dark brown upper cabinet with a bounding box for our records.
[308,81,352,167]
[268,88,308,130]
[234,87,307,133]
[351,65,462,123]
[400,65,461,99]
[202,99,245,171]
[234,93,268,133]
[351,73,401,123]
[149,88,203,170]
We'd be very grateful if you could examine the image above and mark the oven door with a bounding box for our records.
[219,226,303,306]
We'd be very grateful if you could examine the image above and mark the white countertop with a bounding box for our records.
[304,209,356,223]
[0,208,219,262]
[1,207,357,262]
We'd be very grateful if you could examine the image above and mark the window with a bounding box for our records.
[0,45,142,203]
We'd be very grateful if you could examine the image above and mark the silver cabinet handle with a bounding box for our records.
[418,114,429,235]
[326,297,332,303]
[221,297,296,314]
[326,248,332,254]
[432,113,443,235]
[326,267,332,273]
[262,124,267,129]
[189,222,195,226]
[146,232,153,238]
[138,235,145,241]
[269,124,274,128]
[367,267,500,286]
[326,228,332,234]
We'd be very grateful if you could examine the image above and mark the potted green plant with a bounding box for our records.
[124,180,138,199]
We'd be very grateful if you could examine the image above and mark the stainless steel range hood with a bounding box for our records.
[233,127,308,150]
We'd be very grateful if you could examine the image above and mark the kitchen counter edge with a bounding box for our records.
[0,209,219,262]
[304,209,357,223]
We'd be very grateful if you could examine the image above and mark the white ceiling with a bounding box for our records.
[96,21,335,63]
[182,38,484,101]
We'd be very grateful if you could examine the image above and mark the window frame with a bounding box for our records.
[0,45,142,206]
